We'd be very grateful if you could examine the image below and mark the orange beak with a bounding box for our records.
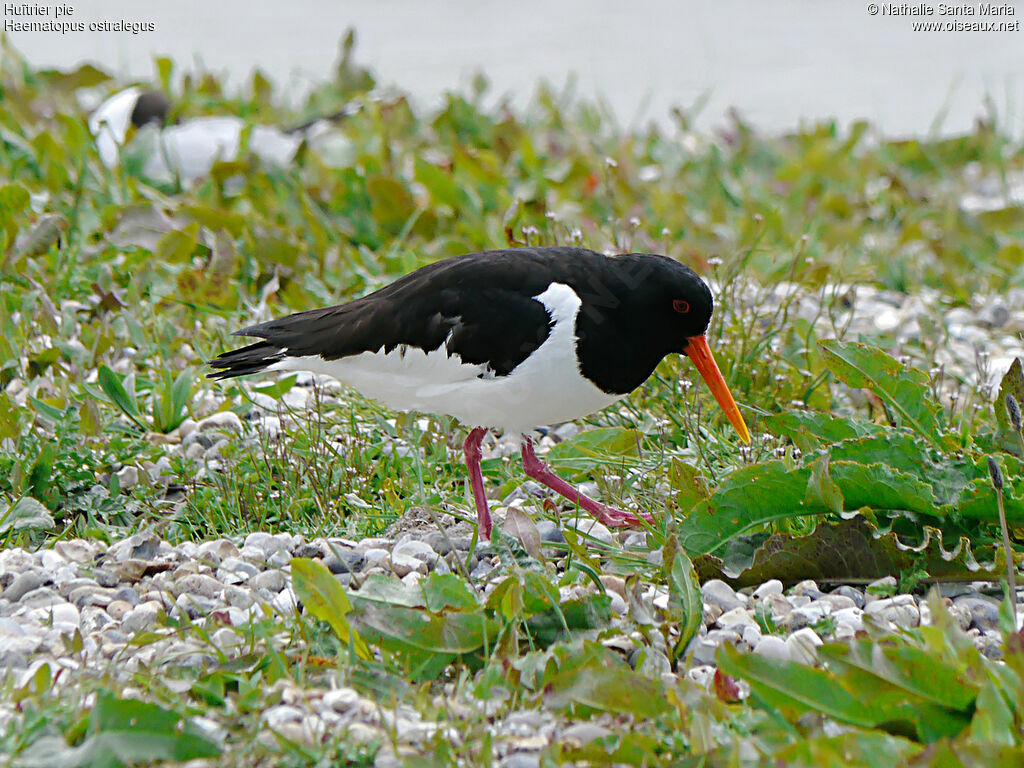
[683,335,751,444]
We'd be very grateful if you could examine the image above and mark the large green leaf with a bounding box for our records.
[719,644,880,727]
[818,339,941,443]
[766,410,883,453]
[678,461,812,555]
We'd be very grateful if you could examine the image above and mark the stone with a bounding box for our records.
[392,540,438,566]
[198,411,243,433]
[786,628,823,664]
[362,548,391,569]
[717,606,757,630]
[54,540,100,563]
[4,571,45,602]
[570,519,614,547]
[865,595,920,629]
[831,585,865,608]
[754,635,790,661]
[115,466,139,490]
[175,574,223,600]
[752,580,784,600]
[534,520,565,545]
[701,579,745,612]
[952,595,1001,631]
[106,532,160,562]
[251,570,287,593]
[121,602,161,634]
[323,550,364,574]
[106,600,133,621]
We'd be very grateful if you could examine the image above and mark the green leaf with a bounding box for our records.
[766,410,883,453]
[290,558,372,660]
[0,392,23,440]
[544,647,670,718]
[154,223,200,265]
[678,461,812,555]
[664,537,702,658]
[420,572,478,613]
[349,600,498,656]
[0,183,30,250]
[995,358,1024,451]
[695,516,1007,587]
[18,690,220,768]
[818,339,941,443]
[771,732,920,768]
[252,373,298,401]
[524,594,611,646]
[546,427,640,471]
[830,461,942,516]
[805,455,843,514]
[718,643,880,727]
[354,573,426,608]
[822,638,977,711]
[96,366,147,430]
[28,443,55,501]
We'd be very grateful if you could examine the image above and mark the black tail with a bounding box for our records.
[207,340,286,380]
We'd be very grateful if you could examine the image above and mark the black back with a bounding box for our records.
[209,247,713,395]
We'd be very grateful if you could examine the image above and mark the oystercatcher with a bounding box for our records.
[209,246,750,538]
[88,86,351,184]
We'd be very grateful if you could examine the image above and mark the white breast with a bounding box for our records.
[269,282,623,435]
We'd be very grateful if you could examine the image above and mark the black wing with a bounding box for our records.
[206,247,595,380]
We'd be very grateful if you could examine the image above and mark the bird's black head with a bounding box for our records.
[130,91,171,129]
[575,251,749,443]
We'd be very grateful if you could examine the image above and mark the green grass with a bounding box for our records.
[3,32,1024,767]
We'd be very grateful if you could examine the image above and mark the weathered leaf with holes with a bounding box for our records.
[694,516,1007,587]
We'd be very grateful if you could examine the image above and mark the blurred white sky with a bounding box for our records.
[5,0,1023,136]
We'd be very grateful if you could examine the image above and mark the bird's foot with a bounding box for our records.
[592,504,654,528]
[519,435,652,530]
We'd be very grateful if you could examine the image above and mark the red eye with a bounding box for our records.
[673,299,690,313]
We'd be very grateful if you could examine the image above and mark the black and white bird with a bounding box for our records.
[88,86,350,184]
[209,246,751,539]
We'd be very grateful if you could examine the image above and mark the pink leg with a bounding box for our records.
[519,436,653,528]
[463,427,493,540]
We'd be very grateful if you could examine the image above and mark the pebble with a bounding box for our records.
[754,635,790,662]
[569,519,614,547]
[701,580,745,612]
[122,603,160,634]
[786,628,823,664]
[752,580,783,600]
[865,595,920,629]
[392,540,438,567]
[952,595,1001,631]
[4,571,45,602]
[324,550,364,574]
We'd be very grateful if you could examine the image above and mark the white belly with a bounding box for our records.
[269,283,623,434]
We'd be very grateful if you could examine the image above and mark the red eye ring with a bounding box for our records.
[673,299,690,313]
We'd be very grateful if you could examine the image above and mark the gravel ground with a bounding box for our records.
[2,283,1023,762]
